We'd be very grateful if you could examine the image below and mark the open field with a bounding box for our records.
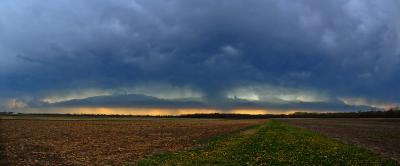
[1,116,398,165]
[139,120,397,165]
[0,116,265,165]
[281,118,400,163]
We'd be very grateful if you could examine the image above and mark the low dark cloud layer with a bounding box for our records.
[30,94,370,113]
[0,0,399,112]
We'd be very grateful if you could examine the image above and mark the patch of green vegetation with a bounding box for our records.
[137,120,397,166]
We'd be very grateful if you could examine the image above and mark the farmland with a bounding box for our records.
[282,118,400,163]
[0,116,265,165]
[139,120,397,165]
[1,116,399,165]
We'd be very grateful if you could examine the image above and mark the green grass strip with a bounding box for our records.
[137,120,398,166]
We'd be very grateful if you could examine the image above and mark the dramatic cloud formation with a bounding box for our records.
[0,0,399,113]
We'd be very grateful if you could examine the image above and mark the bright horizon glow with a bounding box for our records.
[21,107,298,115]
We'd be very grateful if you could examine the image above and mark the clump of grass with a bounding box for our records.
[137,120,397,165]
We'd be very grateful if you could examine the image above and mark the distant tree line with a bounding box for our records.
[178,113,286,119]
[179,110,400,119]
[1,108,399,119]
[178,109,400,119]
[287,108,400,118]
[0,111,14,115]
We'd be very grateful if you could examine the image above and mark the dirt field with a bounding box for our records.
[0,117,266,165]
[281,118,400,163]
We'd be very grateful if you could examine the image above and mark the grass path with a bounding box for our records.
[137,120,397,165]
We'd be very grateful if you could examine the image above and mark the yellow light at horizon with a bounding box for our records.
[25,107,221,116]
[23,107,300,115]
[230,109,269,115]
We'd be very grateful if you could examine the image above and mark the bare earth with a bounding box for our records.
[0,117,265,165]
[282,118,400,163]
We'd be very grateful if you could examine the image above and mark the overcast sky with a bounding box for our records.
[1,0,399,114]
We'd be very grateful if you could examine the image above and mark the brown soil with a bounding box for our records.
[0,117,266,165]
[282,118,400,163]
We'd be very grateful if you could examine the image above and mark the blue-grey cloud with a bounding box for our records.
[0,0,399,112]
[30,94,371,112]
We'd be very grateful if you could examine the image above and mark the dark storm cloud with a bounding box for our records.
[0,0,399,111]
[34,94,370,112]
